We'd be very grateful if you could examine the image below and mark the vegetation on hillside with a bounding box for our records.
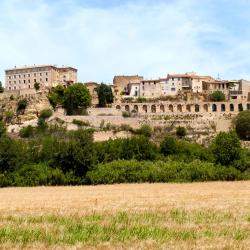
[209,90,225,102]
[0,117,249,187]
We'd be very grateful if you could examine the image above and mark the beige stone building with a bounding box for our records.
[113,75,143,98]
[5,65,77,91]
[84,82,99,106]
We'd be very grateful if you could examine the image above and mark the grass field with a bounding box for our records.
[0,181,249,249]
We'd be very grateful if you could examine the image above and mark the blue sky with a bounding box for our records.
[1,0,250,85]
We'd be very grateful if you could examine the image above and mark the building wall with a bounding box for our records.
[140,80,162,98]
[5,65,77,90]
[113,75,143,98]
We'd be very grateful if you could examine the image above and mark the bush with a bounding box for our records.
[122,111,131,118]
[0,121,6,137]
[17,99,28,111]
[87,160,244,184]
[9,163,66,187]
[211,131,242,166]
[176,126,186,138]
[4,111,14,123]
[48,85,65,109]
[72,119,90,127]
[135,124,152,137]
[19,125,34,138]
[39,109,53,120]
[95,136,158,164]
[210,91,225,102]
[234,110,250,139]
[160,136,178,156]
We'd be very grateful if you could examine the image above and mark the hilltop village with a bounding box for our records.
[1,64,250,142]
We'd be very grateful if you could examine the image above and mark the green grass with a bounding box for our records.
[0,209,249,247]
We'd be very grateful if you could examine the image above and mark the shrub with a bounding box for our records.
[176,126,186,138]
[10,163,66,187]
[34,82,40,91]
[19,125,34,138]
[210,131,242,166]
[39,109,53,120]
[0,121,6,137]
[122,111,131,118]
[4,111,14,123]
[234,110,250,139]
[160,136,178,156]
[135,124,152,137]
[72,119,90,127]
[17,99,28,111]
[48,85,65,109]
[87,160,244,184]
[210,91,225,102]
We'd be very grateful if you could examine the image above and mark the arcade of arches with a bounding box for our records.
[115,102,250,114]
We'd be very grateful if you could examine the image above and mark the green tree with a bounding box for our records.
[160,136,178,156]
[0,81,4,93]
[211,131,242,166]
[64,83,91,115]
[234,110,250,139]
[210,91,225,102]
[96,83,114,107]
[48,85,65,109]
[176,126,187,138]
[17,99,28,112]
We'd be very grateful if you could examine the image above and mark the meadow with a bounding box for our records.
[0,181,249,249]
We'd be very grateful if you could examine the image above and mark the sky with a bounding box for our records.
[1,0,250,85]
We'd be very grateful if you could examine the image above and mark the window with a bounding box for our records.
[23,75,25,77]
[14,75,16,78]
[14,81,16,84]
[34,73,36,77]
[19,75,21,78]
[24,80,26,83]
[8,76,11,79]
[172,78,174,81]
[172,83,174,86]
[46,78,48,82]
[171,88,176,91]
[28,74,30,77]
[9,87,11,90]
[178,78,180,81]
[29,85,31,89]
[28,80,30,83]
[9,81,11,84]
[34,79,37,83]
[40,73,42,76]
[46,72,48,76]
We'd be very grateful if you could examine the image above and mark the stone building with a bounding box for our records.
[5,65,77,91]
[113,75,143,98]
[85,82,99,106]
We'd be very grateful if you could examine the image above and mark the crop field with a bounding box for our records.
[0,181,249,249]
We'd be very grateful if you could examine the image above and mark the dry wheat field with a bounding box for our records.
[0,181,250,249]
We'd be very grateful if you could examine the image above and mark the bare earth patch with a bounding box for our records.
[0,181,249,249]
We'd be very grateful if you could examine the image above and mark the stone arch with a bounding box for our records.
[186,104,191,112]
[177,104,182,112]
[230,104,234,112]
[195,104,200,112]
[151,105,156,113]
[125,105,130,112]
[133,105,138,112]
[247,103,250,110]
[203,104,208,112]
[116,105,121,110]
[238,103,243,112]
[212,104,217,112]
[169,104,174,112]
[221,104,226,112]
[160,104,165,112]
[142,105,147,113]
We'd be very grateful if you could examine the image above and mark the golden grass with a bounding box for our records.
[0,181,249,249]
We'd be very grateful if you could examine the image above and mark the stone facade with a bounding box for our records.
[5,65,77,91]
[113,75,143,99]
[85,82,99,106]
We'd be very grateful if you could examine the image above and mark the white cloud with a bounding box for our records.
[1,0,250,85]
